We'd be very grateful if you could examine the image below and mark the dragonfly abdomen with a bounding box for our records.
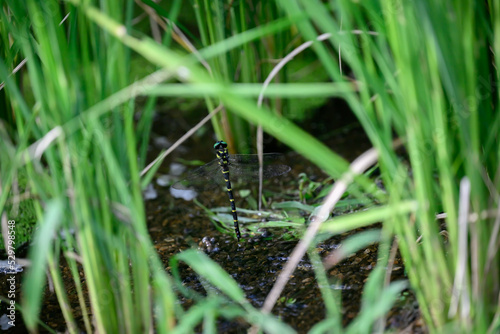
[221,167,241,240]
[215,141,241,240]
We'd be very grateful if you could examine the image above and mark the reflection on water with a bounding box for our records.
[170,186,198,201]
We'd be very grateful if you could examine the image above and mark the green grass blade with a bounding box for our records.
[175,249,246,303]
[21,198,63,331]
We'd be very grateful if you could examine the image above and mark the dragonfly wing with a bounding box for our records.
[227,164,291,183]
[172,153,290,190]
[171,159,224,191]
[227,154,291,182]
[228,153,288,165]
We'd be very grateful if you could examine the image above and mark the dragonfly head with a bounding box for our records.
[213,141,227,151]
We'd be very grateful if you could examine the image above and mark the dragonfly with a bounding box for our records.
[172,141,291,240]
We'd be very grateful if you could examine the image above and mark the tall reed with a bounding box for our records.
[282,0,500,331]
[1,1,172,332]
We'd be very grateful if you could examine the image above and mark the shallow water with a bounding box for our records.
[146,172,424,333]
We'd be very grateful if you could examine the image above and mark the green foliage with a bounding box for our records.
[1,1,167,333]
[284,0,499,331]
[1,0,498,333]
[190,0,297,152]
[1,170,37,252]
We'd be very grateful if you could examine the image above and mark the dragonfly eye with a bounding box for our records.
[213,141,228,150]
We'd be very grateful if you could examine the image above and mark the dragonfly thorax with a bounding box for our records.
[214,141,229,162]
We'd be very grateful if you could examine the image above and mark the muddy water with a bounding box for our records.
[147,156,424,333]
